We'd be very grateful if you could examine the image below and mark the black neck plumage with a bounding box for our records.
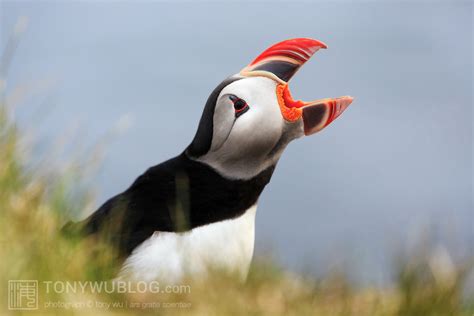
[75,153,275,255]
[126,153,275,231]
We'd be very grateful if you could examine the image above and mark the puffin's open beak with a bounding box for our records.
[240,38,353,135]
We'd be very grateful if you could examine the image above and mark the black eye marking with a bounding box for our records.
[229,95,250,118]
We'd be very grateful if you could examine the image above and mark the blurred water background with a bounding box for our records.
[1,1,472,286]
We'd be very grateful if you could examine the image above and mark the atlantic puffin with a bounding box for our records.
[64,38,353,282]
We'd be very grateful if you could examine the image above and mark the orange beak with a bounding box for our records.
[241,38,354,135]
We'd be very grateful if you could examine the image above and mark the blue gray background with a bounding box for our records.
[1,1,472,285]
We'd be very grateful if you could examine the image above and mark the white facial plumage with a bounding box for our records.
[197,76,304,179]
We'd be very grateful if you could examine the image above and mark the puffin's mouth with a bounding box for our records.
[240,38,354,135]
[276,83,353,135]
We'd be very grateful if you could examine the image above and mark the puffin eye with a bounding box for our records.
[229,95,250,118]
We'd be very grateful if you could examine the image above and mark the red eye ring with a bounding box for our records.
[229,95,250,117]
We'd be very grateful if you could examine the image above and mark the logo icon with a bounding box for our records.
[8,280,38,310]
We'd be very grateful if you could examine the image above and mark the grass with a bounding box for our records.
[0,80,473,316]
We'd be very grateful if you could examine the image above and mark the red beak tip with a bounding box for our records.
[308,38,327,50]
[339,96,354,107]
[331,96,354,122]
[306,40,327,51]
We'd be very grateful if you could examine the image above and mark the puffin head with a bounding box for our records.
[186,38,354,179]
